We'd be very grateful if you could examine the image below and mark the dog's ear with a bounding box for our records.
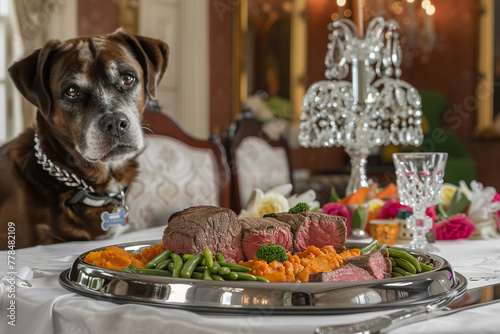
[8,39,61,116]
[117,31,169,100]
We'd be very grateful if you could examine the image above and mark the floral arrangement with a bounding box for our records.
[433,181,500,239]
[239,180,500,241]
[239,184,319,218]
[322,180,500,241]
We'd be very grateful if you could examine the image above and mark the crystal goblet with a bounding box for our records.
[393,152,448,252]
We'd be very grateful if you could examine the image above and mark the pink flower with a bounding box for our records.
[379,199,411,219]
[380,199,439,222]
[493,192,500,231]
[431,213,475,240]
[322,202,352,236]
[426,205,439,222]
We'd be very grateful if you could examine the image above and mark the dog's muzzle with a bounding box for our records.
[99,114,130,137]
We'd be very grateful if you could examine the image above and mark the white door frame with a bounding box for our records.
[139,0,209,138]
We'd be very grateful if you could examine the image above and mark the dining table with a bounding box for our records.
[1,224,500,334]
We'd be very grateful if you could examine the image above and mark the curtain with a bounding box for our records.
[1,0,25,142]
[6,0,68,140]
[14,0,64,41]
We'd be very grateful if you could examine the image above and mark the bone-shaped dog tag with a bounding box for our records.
[101,208,129,231]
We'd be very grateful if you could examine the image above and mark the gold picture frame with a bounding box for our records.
[476,0,497,137]
[232,0,307,120]
[117,0,139,34]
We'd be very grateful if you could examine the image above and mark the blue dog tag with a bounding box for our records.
[101,208,128,231]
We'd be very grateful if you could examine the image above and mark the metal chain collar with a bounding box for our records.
[34,132,96,193]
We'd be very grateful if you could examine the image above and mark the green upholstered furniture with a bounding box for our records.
[419,91,476,184]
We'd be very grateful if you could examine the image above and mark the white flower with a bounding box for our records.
[244,94,274,122]
[288,189,320,211]
[266,183,293,197]
[238,183,319,217]
[458,180,471,198]
[461,180,500,239]
[239,188,290,218]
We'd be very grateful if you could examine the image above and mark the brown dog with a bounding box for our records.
[0,30,168,249]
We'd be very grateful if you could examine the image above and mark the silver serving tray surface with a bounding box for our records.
[59,240,467,315]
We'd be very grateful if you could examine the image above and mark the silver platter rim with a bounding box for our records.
[58,240,467,315]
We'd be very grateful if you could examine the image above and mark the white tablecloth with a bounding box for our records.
[2,226,500,334]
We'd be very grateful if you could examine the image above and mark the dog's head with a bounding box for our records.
[8,30,169,166]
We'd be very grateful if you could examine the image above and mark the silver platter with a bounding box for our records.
[59,240,467,315]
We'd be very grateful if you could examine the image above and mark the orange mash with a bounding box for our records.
[84,243,164,271]
[239,245,360,283]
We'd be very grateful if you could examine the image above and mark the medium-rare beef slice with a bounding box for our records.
[344,249,392,279]
[309,263,375,282]
[240,217,293,260]
[265,212,346,253]
[162,205,244,262]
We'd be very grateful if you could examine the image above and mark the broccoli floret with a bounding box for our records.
[289,202,310,214]
[255,243,288,263]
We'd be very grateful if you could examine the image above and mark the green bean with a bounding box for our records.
[389,257,397,268]
[146,249,172,269]
[204,248,214,269]
[394,257,417,274]
[167,262,175,272]
[129,263,139,273]
[218,266,231,276]
[133,268,173,277]
[221,272,238,280]
[360,239,379,254]
[391,272,403,277]
[195,265,207,273]
[235,272,257,281]
[156,259,173,270]
[420,261,434,272]
[123,266,132,273]
[392,266,413,276]
[180,254,204,278]
[255,275,269,283]
[210,261,221,274]
[203,268,213,280]
[191,272,204,279]
[182,254,193,261]
[388,248,422,273]
[215,253,226,263]
[219,262,251,272]
[211,274,224,281]
[171,253,183,278]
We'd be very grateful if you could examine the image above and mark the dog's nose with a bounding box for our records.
[99,115,130,137]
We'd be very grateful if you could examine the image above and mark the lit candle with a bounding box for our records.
[425,4,436,46]
[377,0,384,16]
[353,0,364,38]
[406,0,416,36]
[424,4,435,36]
[337,0,346,18]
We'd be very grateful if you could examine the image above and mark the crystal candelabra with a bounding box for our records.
[299,17,424,196]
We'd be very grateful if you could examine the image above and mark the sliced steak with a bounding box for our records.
[309,263,375,282]
[240,217,293,260]
[266,212,347,252]
[344,249,392,279]
[162,205,244,263]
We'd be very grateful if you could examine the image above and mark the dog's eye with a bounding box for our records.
[64,86,80,99]
[122,75,135,86]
